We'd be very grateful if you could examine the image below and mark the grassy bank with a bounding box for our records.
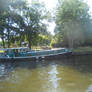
[32,46,52,50]
[32,46,92,53]
[73,47,92,52]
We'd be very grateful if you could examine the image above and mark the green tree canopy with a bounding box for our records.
[0,0,50,48]
[55,0,92,48]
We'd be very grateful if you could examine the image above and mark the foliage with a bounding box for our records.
[55,0,92,48]
[38,34,52,46]
[73,46,92,52]
[0,0,50,48]
[50,38,57,47]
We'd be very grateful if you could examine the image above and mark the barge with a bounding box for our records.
[0,47,72,61]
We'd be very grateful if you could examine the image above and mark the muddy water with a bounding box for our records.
[0,56,92,92]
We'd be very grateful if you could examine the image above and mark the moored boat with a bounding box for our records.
[0,47,72,61]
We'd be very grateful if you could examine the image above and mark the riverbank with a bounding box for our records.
[32,46,52,50]
[72,47,92,55]
[32,46,92,52]
[32,46,92,56]
[73,47,92,52]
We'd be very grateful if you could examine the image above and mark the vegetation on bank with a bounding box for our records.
[31,46,92,53]
[0,0,52,49]
[73,47,92,52]
[0,0,92,50]
[54,0,92,48]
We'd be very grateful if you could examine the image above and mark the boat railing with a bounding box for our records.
[27,48,70,57]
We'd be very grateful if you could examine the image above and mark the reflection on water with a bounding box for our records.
[48,65,59,89]
[0,56,92,92]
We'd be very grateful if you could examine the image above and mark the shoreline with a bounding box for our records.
[72,51,92,55]
[72,47,92,55]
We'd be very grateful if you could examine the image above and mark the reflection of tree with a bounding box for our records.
[0,62,14,78]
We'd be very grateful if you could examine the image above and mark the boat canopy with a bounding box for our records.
[2,47,30,57]
[6,47,30,50]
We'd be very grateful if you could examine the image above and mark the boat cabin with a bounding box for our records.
[0,49,6,57]
[28,48,68,57]
[5,47,30,57]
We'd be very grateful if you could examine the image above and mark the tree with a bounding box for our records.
[0,0,49,48]
[20,1,48,49]
[55,0,91,48]
[0,0,9,48]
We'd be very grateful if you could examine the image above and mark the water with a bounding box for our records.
[0,56,92,92]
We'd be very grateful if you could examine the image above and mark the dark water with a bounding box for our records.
[0,56,92,92]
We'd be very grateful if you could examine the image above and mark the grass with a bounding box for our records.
[73,46,92,52]
[32,46,92,52]
[31,46,52,50]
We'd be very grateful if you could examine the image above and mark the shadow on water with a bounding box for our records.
[0,55,92,77]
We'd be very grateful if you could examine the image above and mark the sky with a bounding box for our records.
[27,0,57,35]
[27,0,92,35]
[84,0,92,14]
[39,0,57,35]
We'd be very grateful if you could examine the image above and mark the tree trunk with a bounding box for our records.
[28,39,31,50]
[1,37,5,48]
[7,18,10,48]
[7,29,10,48]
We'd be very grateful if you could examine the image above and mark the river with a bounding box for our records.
[0,55,92,92]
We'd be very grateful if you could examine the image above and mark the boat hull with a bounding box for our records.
[0,52,72,62]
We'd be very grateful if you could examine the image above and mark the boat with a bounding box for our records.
[0,47,72,61]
